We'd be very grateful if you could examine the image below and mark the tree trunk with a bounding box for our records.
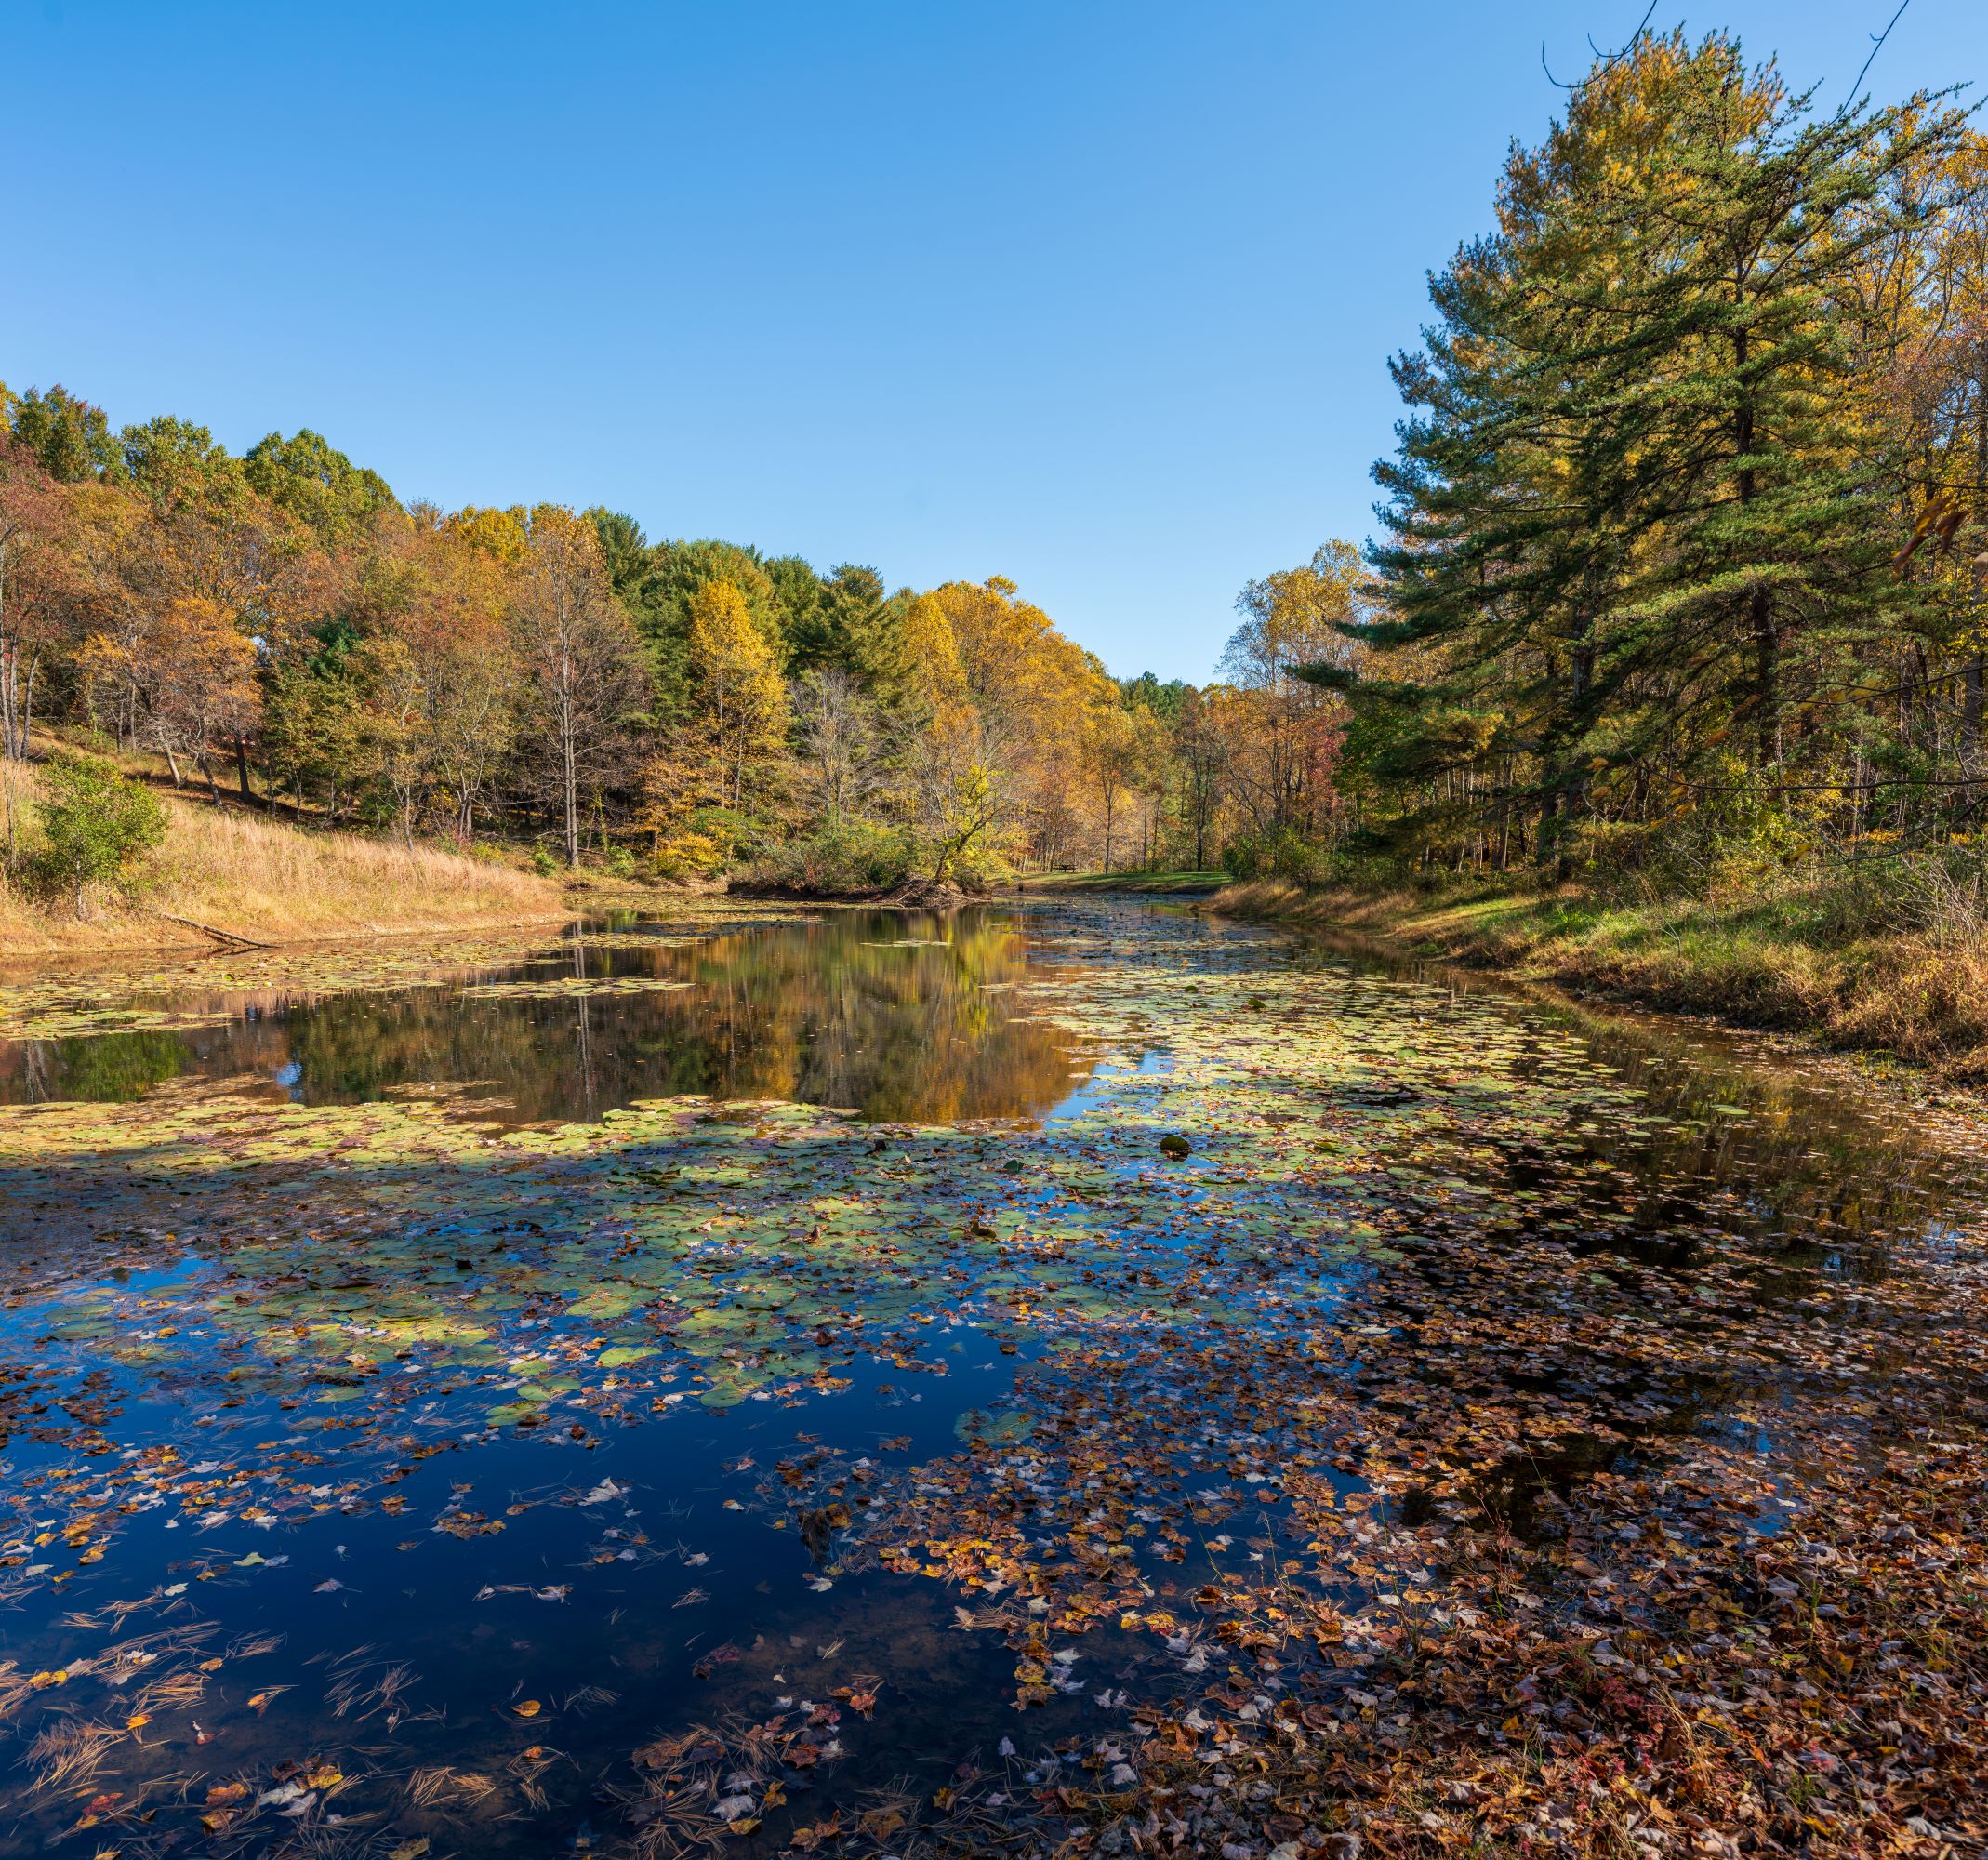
[0,640,17,761]
[1968,411,1988,790]
[1749,582,1779,766]
[562,703,580,869]
[20,650,37,758]
[1963,658,1982,782]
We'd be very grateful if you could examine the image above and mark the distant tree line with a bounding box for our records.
[0,384,1345,886]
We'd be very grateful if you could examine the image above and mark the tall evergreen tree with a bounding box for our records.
[1359,32,1974,863]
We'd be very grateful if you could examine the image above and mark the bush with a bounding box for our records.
[603,844,637,881]
[941,837,1013,893]
[744,820,916,895]
[652,830,728,881]
[1220,828,1339,885]
[530,844,561,876]
[33,753,167,915]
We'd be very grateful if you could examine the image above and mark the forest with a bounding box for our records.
[0,385,1350,901]
[4,30,1987,922]
[1339,33,1988,890]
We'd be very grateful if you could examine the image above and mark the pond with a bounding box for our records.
[0,897,1981,1856]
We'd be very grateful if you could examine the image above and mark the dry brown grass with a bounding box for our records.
[1211,872,1988,1078]
[0,767,565,956]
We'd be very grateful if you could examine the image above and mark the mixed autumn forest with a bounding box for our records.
[3,31,1988,926]
[6,25,1988,1860]
[0,384,1322,898]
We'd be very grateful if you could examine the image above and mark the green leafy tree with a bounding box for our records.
[243,429,398,545]
[588,508,653,597]
[6,385,127,483]
[1362,31,1975,866]
[120,416,248,519]
[33,752,166,914]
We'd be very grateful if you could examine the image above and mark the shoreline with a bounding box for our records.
[0,905,582,968]
[1202,875,1988,1081]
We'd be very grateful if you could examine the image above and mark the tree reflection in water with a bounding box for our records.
[0,907,1098,1123]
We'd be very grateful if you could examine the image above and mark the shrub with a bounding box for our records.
[530,844,561,876]
[653,838,726,881]
[603,844,637,881]
[745,820,916,895]
[942,837,1013,893]
[33,753,167,915]
[1220,828,1338,885]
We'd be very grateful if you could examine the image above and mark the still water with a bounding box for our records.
[0,898,1976,1855]
[0,908,1102,1123]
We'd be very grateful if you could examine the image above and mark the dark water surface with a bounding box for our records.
[0,898,1978,1856]
[0,908,1104,1123]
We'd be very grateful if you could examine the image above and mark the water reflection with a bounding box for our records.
[0,900,1981,1858]
[1278,931,1967,1280]
[0,908,1096,1124]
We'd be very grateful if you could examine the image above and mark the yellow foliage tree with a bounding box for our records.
[898,592,967,715]
[688,578,789,817]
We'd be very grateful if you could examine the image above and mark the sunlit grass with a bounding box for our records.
[1213,870,1988,1077]
[0,766,564,954]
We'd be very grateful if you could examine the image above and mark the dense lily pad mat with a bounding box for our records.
[0,904,1983,1857]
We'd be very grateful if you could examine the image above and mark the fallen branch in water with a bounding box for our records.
[149,909,271,950]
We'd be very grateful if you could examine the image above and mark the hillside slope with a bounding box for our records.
[0,787,566,956]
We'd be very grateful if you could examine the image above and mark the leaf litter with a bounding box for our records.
[0,899,1980,1856]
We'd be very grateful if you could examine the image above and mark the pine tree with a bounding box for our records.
[1359,31,1973,865]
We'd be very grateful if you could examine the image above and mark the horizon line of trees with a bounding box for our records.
[0,381,1346,889]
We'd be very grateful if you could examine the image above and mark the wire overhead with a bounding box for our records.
[1845,0,1913,111]
[1543,1,1659,92]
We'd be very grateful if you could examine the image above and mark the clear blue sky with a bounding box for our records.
[4,3,1982,680]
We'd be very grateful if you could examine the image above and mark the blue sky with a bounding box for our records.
[5,2,1983,680]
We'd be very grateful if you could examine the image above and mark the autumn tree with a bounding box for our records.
[511,511,650,867]
[1083,702,1137,872]
[0,440,87,760]
[1217,542,1363,843]
[792,664,886,827]
[687,577,788,819]
[1171,687,1228,870]
[79,595,261,793]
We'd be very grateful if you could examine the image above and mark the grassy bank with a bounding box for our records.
[1211,871,1988,1078]
[1019,869,1229,895]
[0,788,567,957]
